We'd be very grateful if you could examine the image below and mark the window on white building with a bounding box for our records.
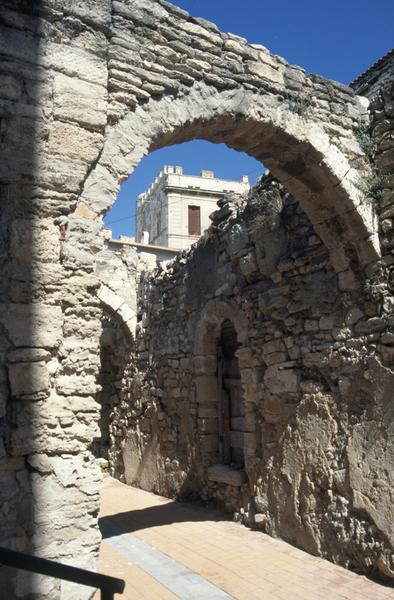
[188,205,201,236]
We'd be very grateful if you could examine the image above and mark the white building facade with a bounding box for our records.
[136,166,250,250]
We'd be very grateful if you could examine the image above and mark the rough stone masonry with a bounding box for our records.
[0,0,393,598]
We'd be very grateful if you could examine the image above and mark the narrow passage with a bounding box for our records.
[96,478,394,600]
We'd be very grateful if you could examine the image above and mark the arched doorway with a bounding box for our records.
[217,319,244,469]
[193,299,250,508]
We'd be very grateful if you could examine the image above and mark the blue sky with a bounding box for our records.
[105,0,393,238]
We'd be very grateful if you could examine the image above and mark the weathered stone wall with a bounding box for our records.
[0,2,108,597]
[0,0,390,597]
[352,50,394,101]
[352,50,394,289]
[117,174,394,581]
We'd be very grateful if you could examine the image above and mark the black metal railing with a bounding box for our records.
[0,547,125,599]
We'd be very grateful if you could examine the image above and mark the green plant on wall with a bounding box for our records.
[325,81,336,100]
[355,122,386,202]
[355,122,377,161]
[287,94,313,118]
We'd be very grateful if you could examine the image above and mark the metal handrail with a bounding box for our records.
[0,546,125,599]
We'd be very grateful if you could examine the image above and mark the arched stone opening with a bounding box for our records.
[97,283,136,341]
[192,299,253,502]
[217,319,244,469]
[92,286,137,479]
[3,1,394,595]
[78,83,380,288]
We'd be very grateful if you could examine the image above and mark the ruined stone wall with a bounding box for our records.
[0,0,388,598]
[115,174,394,582]
[352,50,394,101]
[352,50,394,290]
[0,2,110,597]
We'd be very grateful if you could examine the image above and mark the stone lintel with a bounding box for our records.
[207,464,247,487]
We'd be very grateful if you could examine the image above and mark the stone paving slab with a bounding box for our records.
[95,478,394,600]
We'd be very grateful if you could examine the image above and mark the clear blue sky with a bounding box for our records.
[105,0,393,238]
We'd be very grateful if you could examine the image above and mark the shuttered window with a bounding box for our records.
[188,205,201,236]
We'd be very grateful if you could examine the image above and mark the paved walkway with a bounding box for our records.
[95,478,394,600]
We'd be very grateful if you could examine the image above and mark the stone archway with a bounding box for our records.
[3,1,392,596]
[77,82,379,289]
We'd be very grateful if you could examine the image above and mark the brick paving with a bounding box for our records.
[95,478,394,600]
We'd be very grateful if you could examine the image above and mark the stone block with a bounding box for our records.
[195,375,218,404]
[245,60,284,85]
[8,348,51,363]
[254,513,266,525]
[0,23,41,65]
[0,304,63,349]
[55,374,99,396]
[227,223,249,257]
[10,400,100,456]
[230,431,244,448]
[46,42,107,86]
[199,434,218,454]
[381,332,394,345]
[224,38,258,59]
[319,316,334,330]
[53,73,106,129]
[117,302,136,324]
[10,219,60,263]
[263,351,288,366]
[338,269,359,291]
[302,352,327,368]
[243,432,257,449]
[47,121,102,164]
[198,417,218,434]
[198,406,218,418]
[124,317,136,337]
[288,301,310,314]
[354,234,381,266]
[230,417,244,430]
[0,385,8,418]
[259,286,289,311]
[355,318,386,335]
[97,285,124,312]
[379,345,394,364]
[207,464,247,486]
[262,339,283,355]
[0,74,22,100]
[345,307,364,327]
[27,454,53,474]
[300,380,325,394]
[239,251,258,280]
[243,413,257,432]
[193,355,218,375]
[236,347,253,363]
[304,320,319,332]
[81,164,119,214]
[8,361,49,397]
[264,364,299,394]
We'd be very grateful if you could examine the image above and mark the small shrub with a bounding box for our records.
[288,94,313,117]
[355,122,377,162]
[325,81,336,100]
[354,121,386,204]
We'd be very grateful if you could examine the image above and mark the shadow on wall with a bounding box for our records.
[92,318,119,468]
[92,312,130,477]
[0,0,53,596]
